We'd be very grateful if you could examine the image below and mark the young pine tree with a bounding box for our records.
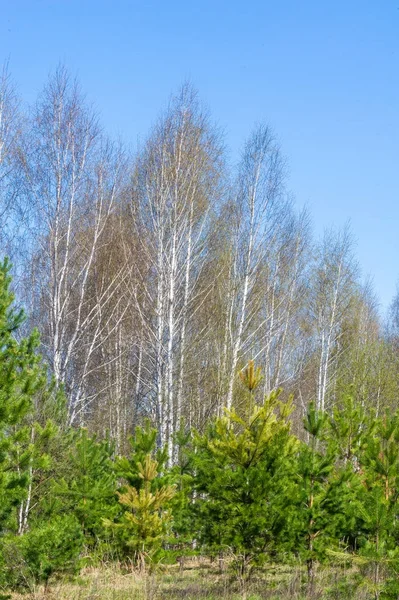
[3,514,84,593]
[52,428,117,552]
[116,420,169,490]
[0,259,47,534]
[0,260,72,596]
[193,383,298,579]
[328,392,374,467]
[105,454,175,569]
[294,403,359,592]
[169,426,195,567]
[357,411,399,599]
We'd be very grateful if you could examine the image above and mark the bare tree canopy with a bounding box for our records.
[0,65,396,460]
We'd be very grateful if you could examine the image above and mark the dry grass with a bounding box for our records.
[8,560,375,600]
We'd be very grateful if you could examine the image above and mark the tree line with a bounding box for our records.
[1,63,399,597]
[1,266,399,599]
[1,64,399,462]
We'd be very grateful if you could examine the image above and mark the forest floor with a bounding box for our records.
[9,560,376,599]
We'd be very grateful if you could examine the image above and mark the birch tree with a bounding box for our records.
[81,211,136,450]
[308,226,358,411]
[221,124,287,410]
[0,63,21,254]
[128,85,223,463]
[336,283,399,415]
[257,208,311,395]
[19,66,128,424]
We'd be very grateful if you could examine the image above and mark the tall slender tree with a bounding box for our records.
[128,84,223,462]
[18,66,128,424]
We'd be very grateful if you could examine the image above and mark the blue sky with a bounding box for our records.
[1,0,398,312]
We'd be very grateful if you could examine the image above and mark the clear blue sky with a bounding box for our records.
[1,0,398,312]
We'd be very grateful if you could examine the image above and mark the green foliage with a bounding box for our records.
[52,428,117,547]
[0,260,46,530]
[105,454,175,567]
[169,426,196,559]
[319,405,399,597]
[0,259,66,539]
[2,514,83,590]
[193,389,298,576]
[0,260,79,596]
[328,393,373,466]
[355,411,399,597]
[3,269,399,599]
[117,419,168,490]
[293,403,360,586]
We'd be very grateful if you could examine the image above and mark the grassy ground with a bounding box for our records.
[9,560,379,600]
